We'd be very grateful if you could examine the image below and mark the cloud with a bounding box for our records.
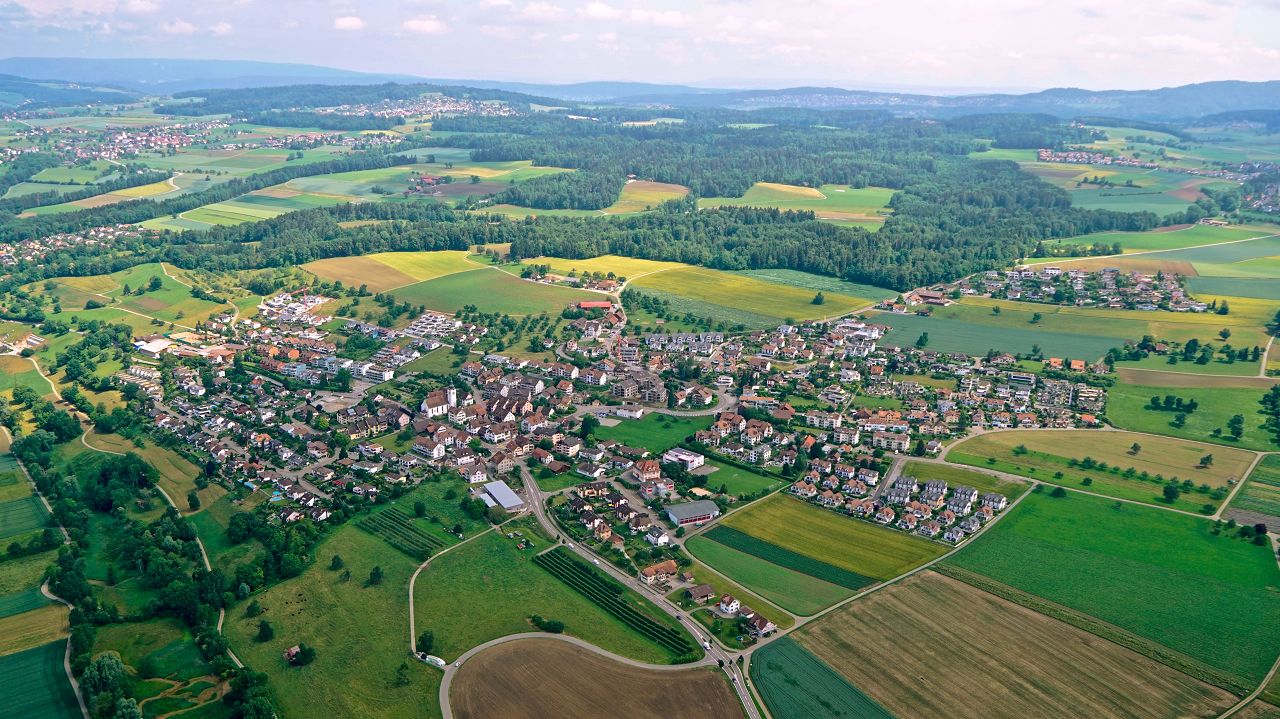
[333,15,365,30]
[521,1,564,21]
[210,20,232,35]
[482,0,512,5]
[559,32,580,41]
[629,8,687,27]
[160,18,195,34]
[579,1,620,19]
[120,0,159,13]
[597,31,617,43]
[403,15,446,34]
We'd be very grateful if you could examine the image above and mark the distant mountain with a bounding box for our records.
[0,73,136,108]
[0,57,420,94]
[417,80,734,103]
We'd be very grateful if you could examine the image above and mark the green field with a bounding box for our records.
[390,268,598,316]
[947,490,1280,685]
[700,460,785,497]
[730,269,897,305]
[0,495,49,541]
[304,250,477,292]
[1030,224,1265,256]
[750,637,893,719]
[0,588,52,620]
[593,414,712,453]
[36,262,231,324]
[685,536,853,615]
[1227,454,1280,523]
[0,550,58,599]
[1106,379,1279,452]
[901,461,1029,500]
[699,182,895,228]
[522,254,686,280]
[702,526,874,589]
[0,356,54,398]
[950,429,1256,511]
[93,618,212,682]
[413,519,688,663]
[1186,276,1280,301]
[186,493,265,573]
[673,558,795,629]
[0,641,82,719]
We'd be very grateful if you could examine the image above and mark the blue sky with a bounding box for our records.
[1,0,1279,90]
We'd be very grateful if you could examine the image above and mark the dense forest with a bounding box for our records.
[0,166,171,215]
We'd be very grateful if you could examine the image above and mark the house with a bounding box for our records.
[664,500,721,526]
[634,459,662,482]
[744,614,776,637]
[640,559,679,585]
[686,584,717,604]
[661,447,705,471]
[718,595,741,615]
[645,526,670,546]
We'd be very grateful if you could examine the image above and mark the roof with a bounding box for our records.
[483,480,524,510]
[664,500,721,521]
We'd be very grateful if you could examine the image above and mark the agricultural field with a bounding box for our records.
[685,535,853,615]
[470,178,686,218]
[670,559,794,630]
[0,356,54,399]
[1027,223,1266,256]
[23,175,182,216]
[750,637,892,719]
[1042,232,1280,283]
[794,571,1234,719]
[730,269,896,305]
[35,262,229,324]
[0,642,82,719]
[901,461,1029,500]
[355,480,486,559]
[699,182,895,228]
[521,254,686,280]
[390,268,599,316]
[304,250,477,292]
[630,265,882,329]
[1225,454,1280,526]
[450,638,743,719]
[947,490,1280,686]
[949,429,1256,511]
[414,520,692,663]
[1105,378,1279,452]
[0,603,69,656]
[604,180,689,214]
[0,495,49,541]
[142,187,351,232]
[224,524,442,719]
[0,551,59,601]
[592,413,712,453]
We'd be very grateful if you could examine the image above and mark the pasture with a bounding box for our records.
[414,520,686,663]
[1105,379,1278,452]
[450,638,743,719]
[0,356,53,398]
[1225,454,1280,526]
[390,268,599,316]
[720,494,947,580]
[304,250,476,292]
[751,637,892,719]
[699,182,895,226]
[795,571,1234,719]
[949,429,1255,511]
[1028,223,1265,256]
[224,524,442,719]
[946,490,1280,685]
[684,536,853,616]
[93,618,211,682]
[0,641,82,719]
[592,413,712,453]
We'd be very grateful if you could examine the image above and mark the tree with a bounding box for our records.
[148,276,163,292]
[290,644,317,666]
[811,291,825,305]
[1049,486,1067,498]
[579,413,600,439]
[368,566,384,586]
[915,332,929,348]
[245,599,263,617]
[255,620,274,642]
[187,490,201,510]
[1227,414,1244,440]
[1129,442,1141,455]
[1219,328,1232,340]
[991,306,1001,315]
[1030,312,1043,324]
[413,500,426,518]
[81,651,126,697]
[330,554,344,570]
[1199,454,1214,467]
[1163,484,1181,503]
[114,698,143,719]
[417,630,434,654]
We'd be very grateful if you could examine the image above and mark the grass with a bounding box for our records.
[186,492,266,573]
[670,558,794,630]
[0,641,82,719]
[604,180,688,214]
[0,588,51,620]
[730,269,896,305]
[592,414,712,453]
[224,524,442,719]
[414,518,685,663]
[751,636,893,719]
[0,603,69,656]
[699,182,895,226]
[390,268,599,316]
[0,356,54,398]
[0,550,58,598]
[702,526,875,590]
[722,494,947,580]
[685,536,853,615]
[795,570,1235,719]
[1030,224,1265,255]
[949,429,1256,511]
[946,490,1280,685]
[1227,454,1280,523]
[699,460,784,497]
[523,254,686,280]
[303,250,477,292]
[0,495,49,541]
[1106,379,1279,452]
[901,461,1029,500]
[93,618,210,682]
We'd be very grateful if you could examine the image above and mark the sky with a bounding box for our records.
[1,0,1279,91]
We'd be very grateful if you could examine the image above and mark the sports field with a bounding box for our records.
[699,460,784,497]
[947,490,1280,685]
[949,429,1255,511]
[592,414,712,453]
[304,250,477,292]
[390,268,599,316]
[1106,379,1278,452]
[795,571,1234,719]
[699,182,895,226]
[1225,454,1280,525]
[751,637,892,719]
[0,641,82,719]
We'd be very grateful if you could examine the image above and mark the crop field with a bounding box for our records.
[730,269,897,304]
[357,507,448,560]
[685,536,853,615]
[451,638,742,719]
[701,527,874,591]
[723,494,949,579]
[674,559,794,629]
[23,176,180,215]
[949,429,1255,511]
[947,490,1280,685]
[390,268,598,316]
[1045,232,1280,278]
[1186,275,1280,300]
[699,460,784,497]
[0,588,51,621]
[0,641,82,719]
[224,524,442,719]
[795,571,1234,719]
[304,250,476,291]
[699,182,895,226]
[901,461,1029,500]
[142,188,352,231]
[1106,379,1278,452]
[630,266,880,328]
[1028,223,1265,256]
[1225,454,1280,525]
[751,637,892,719]
[138,145,350,177]
[0,495,49,541]
[414,522,689,663]
[0,603,69,656]
[604,180,689,213]
[523,254,686,280]
[593,414,712,453]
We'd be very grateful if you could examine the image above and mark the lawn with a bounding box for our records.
[699,459,784,498]
[390,268,599,316]
[721,494,947,580]
[224,524,442,719]
[1226,454,1280,524]
[949,429,1256,512]
[685,536,853,615]
[413,518,687,663]
[901,461,1029,500]
[947,490,1280,685]
[750,637,893,719]
[0,641,82,719]
[1106,379,1279,452]
[592,414,712,453]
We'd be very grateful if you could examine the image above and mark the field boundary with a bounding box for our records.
[702,526,876,591]
[934,564,1250,695]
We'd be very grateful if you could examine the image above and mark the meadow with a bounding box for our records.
[1226,454,1280,524]
[186,492,267,573]
[390,268,598,316]
[698,182,895,227]
[946,490,1280,685]
[795,571,1234,719]
[36,261,232,325]
[1105,379,1278,452]
[0,642,82,719]
[304,250,477,292]
[1028,223,1265,256]
[0,355,54,398]
[750,637,892,719]
[143,188,351,232]
[684,536,853,615]
[949,429,1255,511]
[413,519,688,663]
[592,414,712,453]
